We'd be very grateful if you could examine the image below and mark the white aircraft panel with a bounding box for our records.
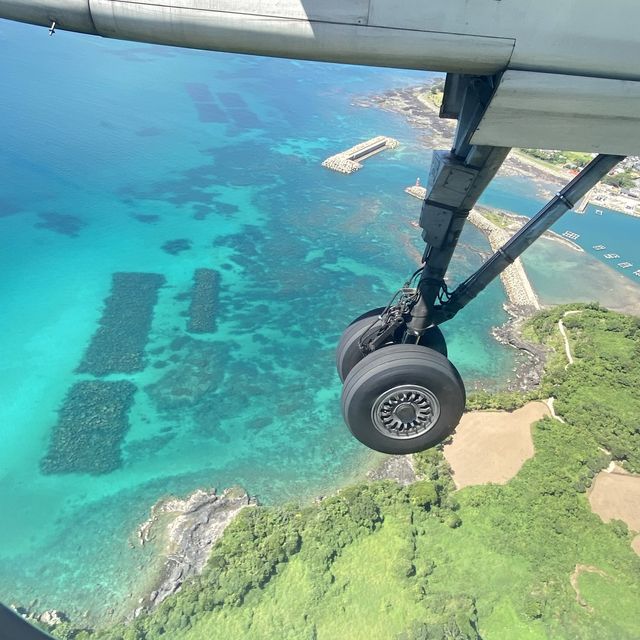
[89,1,514,73]
[2,1,640,81]
[130,0,370,24]
[368,0,640,81]
[470,71,640,155]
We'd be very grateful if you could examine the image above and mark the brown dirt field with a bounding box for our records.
[588,467,640,532]
[632,535,640,556]
[443,401,550,489]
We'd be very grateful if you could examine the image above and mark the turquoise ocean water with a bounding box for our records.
[1,20,639,622]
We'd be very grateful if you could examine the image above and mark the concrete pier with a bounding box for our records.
[322,136,399,173]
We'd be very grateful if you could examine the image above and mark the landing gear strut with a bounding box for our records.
[336,73,624,455]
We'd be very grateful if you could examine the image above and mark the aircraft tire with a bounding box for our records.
[341,344,465,454]
[336,309,447,383]
[336,307,386,383]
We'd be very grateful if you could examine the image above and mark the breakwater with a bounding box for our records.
[468,209,541,313]
[322,135,398,173]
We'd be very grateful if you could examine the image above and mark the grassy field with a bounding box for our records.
[50,305,640,640]
[478,210,513,230]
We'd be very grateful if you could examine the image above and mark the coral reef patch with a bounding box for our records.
[132,213,160,224]
[161,238,192,255]
[40,380,137,475]
[77,272,165,376]
[145,336,228,413]
[192,201,239,220]
[35,212,86,237]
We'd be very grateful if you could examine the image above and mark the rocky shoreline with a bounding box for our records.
[7,605,70,632]
[492,315,549,392]
[354,83,567,198]
[359,80,639,214]
[131,486,254,618]
[465,209,549,392]
[127,462,419,621]
[366,454,417,486]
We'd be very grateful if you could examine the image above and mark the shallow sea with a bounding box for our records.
[1,20,639,621]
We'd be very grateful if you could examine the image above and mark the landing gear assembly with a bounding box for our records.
[337,278,463,454]
[336,74,625,455]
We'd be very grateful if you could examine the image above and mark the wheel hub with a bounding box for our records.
[371,385,440,440]
[395,403,417,423]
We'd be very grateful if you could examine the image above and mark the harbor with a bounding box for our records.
[322,135,398,174]
[404,179,640,281]
[574,185,640,218]
[593,246,634,269]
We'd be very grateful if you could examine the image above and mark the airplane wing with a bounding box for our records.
[1,0,640,154]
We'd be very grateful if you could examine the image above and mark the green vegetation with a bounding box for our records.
[603,170,639,190]
[518,150,640,188]
[519,149,594,171]
[417,79,445,108]
[51,305,640,640]
[465,389,538,412]
[477,209,513,230]
[517,149,640,192]
[525,303,640,472]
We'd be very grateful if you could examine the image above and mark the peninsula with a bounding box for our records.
[357,81,640,215]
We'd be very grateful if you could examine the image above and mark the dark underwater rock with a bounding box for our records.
[187,268,219,334]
